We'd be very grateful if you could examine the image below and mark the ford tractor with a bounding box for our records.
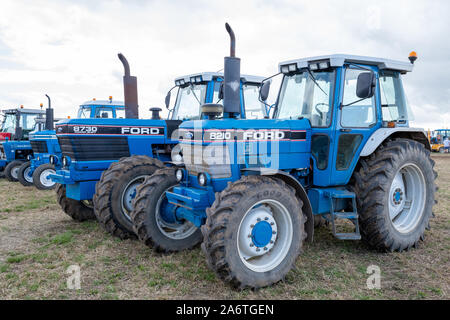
[51,53,268,234]
[17,95,125,189]
[130,24,436,289]
[0,106,46,181]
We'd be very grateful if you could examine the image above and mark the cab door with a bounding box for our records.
[330,64,381,185]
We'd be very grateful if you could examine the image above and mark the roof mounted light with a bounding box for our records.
[408,51,417,64]
[309,63,319,71]
[318,61,330,69]
[280,63,298,74]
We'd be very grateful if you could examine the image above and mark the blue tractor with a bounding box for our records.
[0,106,46,181]
[130,24,436,289]
[17,95,126,189]
[51,53,268,234]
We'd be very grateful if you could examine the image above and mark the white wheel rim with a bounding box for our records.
[155,186,198,240]
[121,175,147,221]
[24,167,33,183]
[388,163,426,234]
[40,168,56,187]
[11,166,20,179]
[237,199,293,273]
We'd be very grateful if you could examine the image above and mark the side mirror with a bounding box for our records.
[165,91,171,109]
[356,72,375,99]
[259,81,271,102]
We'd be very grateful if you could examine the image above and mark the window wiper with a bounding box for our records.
[189,84,202,105]
[307,69,328,96]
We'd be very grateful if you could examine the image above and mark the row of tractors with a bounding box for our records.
[1,23,437,289]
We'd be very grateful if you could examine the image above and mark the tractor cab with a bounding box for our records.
[275,54,419,187]
[0,107,45,141]
[77,98,126,119]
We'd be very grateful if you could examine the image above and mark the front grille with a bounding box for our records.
[0,146,5,159]
[30,140,48,153]
[182,144,231,179]
[58,136,130,161]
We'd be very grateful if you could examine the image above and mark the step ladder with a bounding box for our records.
[324,190,361,240]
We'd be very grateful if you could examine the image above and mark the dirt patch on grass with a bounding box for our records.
[0,155,448,299]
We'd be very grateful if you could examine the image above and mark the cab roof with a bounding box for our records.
[279,54,414,74]
[174,72,265,85]
[1,108,46,114]
[80,100,125,107]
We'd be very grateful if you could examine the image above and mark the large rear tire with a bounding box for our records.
[131,167,202,252]
[56,184,95,221]
[352,139,436,252]
[93,156,164,239]
[5,160,25,182]
[33,163,57,190]
[17,161,34,186]
[202,175,307,289]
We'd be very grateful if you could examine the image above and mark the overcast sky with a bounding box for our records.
[0,0,449,129]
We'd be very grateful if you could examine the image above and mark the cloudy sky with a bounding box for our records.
[0,0,449,129]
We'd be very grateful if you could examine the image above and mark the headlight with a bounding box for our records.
[197,173,207,186]
[309,63,319,71]
[49,155,58,165]
[27,155,33,161]
[62,156,71,167]
[175,168,184,182]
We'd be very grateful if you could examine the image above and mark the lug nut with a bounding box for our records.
[265,217,269,220]
[257,218,261,222]
[248,234,251,238]
[272,231,276,234]
[250,243,254,247]
[250,224,255,228]
[270,222,274,225]
[256,248,260,252]
[264,247,268,251]
[270,240,274,244]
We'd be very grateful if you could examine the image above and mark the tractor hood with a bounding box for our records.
[177,118,312,172]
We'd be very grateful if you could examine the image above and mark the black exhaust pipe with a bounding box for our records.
[118,53,139,119]
[223,23,241,117]
[45,94,54,131]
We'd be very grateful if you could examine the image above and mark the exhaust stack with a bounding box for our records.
[118,53,139,119]
[45,94,54,131]
[223,23,241,117]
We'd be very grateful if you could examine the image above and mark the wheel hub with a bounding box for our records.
[40,169,56,187]
[239,206,277,258]
[24,167,33,183]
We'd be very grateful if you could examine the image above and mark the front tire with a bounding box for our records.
[93,156,164,239]
[202,176,307,289]
[131,167,202,252]
[33,163,57,190]
[17,161,34,186]
[352,139,436,252]
[5,160,25,182]
[56,184,95,221]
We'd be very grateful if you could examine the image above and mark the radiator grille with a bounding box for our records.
[57,136,130,161]
[30,140,48,153]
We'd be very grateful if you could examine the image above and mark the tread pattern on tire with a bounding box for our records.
[93,155,164,239]
[201,175,306,289]
[131,167,202,252]
[351,138,437,252]
[56,183,95,221]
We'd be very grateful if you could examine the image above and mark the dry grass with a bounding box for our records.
[0,155,449,300]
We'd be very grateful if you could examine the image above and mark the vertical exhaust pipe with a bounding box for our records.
[45,94,54,130]
[118,53,139,119]
[223,23,241,117]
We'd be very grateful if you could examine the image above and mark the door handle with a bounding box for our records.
[340,128,352,132]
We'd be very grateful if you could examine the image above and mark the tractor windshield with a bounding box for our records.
[171,84,207,120]
[275,70,335,127]
[77,106,92,118]
[0,113,16,133]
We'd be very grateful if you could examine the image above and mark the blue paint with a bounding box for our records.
[251,221,272,248]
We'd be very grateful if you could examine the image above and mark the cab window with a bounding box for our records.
[341,68,376,128]
[95,107,114,118]
[243,84,266,119]
[379,70,409,122]
[115,108,125,119]
[77,107,92,118]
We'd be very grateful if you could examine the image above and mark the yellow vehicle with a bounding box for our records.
[430,129,450,153]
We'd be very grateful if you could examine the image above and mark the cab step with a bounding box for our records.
[324,189,361,241]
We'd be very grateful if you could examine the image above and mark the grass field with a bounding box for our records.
[0,155,448,300]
